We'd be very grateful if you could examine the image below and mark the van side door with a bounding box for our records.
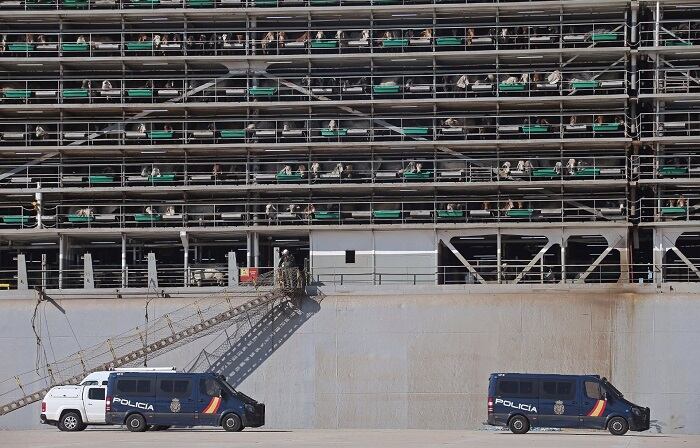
[493,378,540,427]
[581,380,607,429]
[538,379,580,428]
[83,386,106,423]
[156,376,197,427]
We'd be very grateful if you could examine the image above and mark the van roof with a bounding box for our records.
[108,371,209,378]
[81,368,177,384]
[490,373,601,380]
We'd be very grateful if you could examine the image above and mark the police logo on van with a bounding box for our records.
[554,400,565,415]
[170,398,181,413]
[494,398,538,413]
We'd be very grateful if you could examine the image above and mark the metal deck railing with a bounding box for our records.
[0,67,629,105]
[0,22,628,57]
[0,154,629,189]
[0,0,612,11]
[0,194,630,230]
[0,111,631,147]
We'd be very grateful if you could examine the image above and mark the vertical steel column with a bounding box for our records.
[34,186,42,229]
[654,2,661,137]
[246,232,252,268]
[654,2,660,46]
[631,2,639,45]
[652,227,663,284]
[253,232,260,268]
[496,229,502,284]
[561,236,567,283]
[147,252,158,289]
[83,252,94,289]
[631,3,639,136]
[16,254,28,290]
[180,231,189,287]
[58,234,65,289]
[540,256,545,284]
[618,235,630,284]
[121,234,127,288]
[41,253,47,290]
[228,251,238,286]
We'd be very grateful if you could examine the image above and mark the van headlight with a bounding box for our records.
[245,404,255,413]
[631,408,641,416]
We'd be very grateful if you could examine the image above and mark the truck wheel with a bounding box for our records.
[508,415,530,434]
[608,417,629,436]
[58,412,84,432]
[222,413,243,432]
[126,414,148,432]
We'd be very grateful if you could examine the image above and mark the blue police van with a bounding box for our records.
[105,372,264,432]
[487,373,650,435]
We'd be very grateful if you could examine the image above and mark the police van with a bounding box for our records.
[105,371,264,432]
[487,373,650,435]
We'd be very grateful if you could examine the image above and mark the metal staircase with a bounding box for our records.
[188,300,297,377]
[0,268,304,416]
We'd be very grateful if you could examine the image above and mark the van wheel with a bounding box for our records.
[608,417,629,436]
[58,412,85,432]
[222,413,243,432]
[508,415,530,434]
[126,414,147,432]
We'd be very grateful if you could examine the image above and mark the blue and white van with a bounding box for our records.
[105,372,264,432]
[487,373,650,435]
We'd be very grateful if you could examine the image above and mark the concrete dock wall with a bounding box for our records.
[0,284,698,433]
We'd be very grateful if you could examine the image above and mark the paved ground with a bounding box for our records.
[0,429,696,448]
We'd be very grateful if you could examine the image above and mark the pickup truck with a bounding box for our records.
[41,383,106,431]
[41,367,176,431]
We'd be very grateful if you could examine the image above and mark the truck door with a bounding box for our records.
[581,380,607,429]
[156,376,197,426]
[538,379,580,428]
[84,387,106,423]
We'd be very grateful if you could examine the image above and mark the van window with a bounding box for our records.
[137,380,151,393]
[520,381,535,395]
[116,379,153,395]
[88,388,105,400]
[541,381,575,400]
[82,381,98,386]
[117,380,135,393]
[497,379,537,397]
[499,380,518,394]
[159,379,191,398]
[585,381,604,400]
[200,378,222,398]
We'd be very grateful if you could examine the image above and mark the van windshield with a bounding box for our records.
[602,379,624,398]
[216,378,258,405]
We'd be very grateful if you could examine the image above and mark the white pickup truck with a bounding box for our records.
[41,367,176,431]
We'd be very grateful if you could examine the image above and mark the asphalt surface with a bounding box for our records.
[0,429,696,448]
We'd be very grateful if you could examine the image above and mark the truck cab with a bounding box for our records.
[41,384,106,431]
